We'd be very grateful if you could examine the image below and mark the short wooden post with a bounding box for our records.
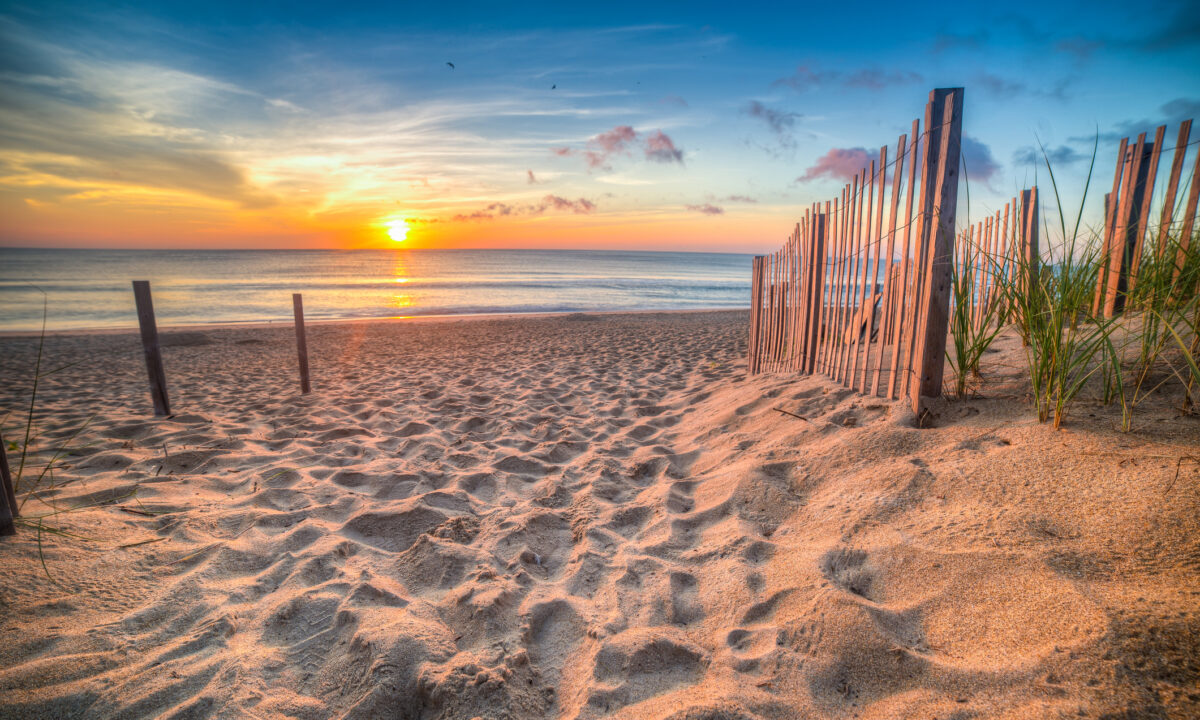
[132,281,170,416]
[911,87,965,415]
[0,433,16,536]
[293,293,312,394]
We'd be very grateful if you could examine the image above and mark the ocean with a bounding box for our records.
[0,248,753,332]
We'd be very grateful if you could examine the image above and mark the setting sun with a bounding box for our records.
[386,219,409,242]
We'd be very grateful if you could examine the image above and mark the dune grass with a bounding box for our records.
[947,230,1007,397]
[1,294,105,582]
[965,136,1199,429]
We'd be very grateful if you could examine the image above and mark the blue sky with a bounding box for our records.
[1,0,1197,250]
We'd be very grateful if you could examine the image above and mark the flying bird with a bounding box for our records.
[551,84,556,90]
[446,62,455,69]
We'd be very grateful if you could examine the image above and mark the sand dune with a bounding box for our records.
[0,311,1197,719]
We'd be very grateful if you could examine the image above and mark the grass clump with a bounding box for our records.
[965,133,1199,429]
[947,230,1007,397]
[993,138,1122,428]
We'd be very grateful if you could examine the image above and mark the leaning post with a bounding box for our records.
[293,293,312,394]
[132,281,171,416]
[0,433,16,536]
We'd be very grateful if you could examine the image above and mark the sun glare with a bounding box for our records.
[386,218,409,242]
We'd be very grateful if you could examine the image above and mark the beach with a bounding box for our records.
[1,309,1197,719]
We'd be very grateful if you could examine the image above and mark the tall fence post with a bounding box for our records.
[748,258,758,373]
[1020,186,1040,292]
[293,293,312,394]
[132,281,171,416]
[0,434,15,536]
[910,87,964,416]
[804,213,826,374]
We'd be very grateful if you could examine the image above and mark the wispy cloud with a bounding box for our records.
[773,64,922,93]
[1012,144,1087,167]
[842,69,923,90]
[744,101,801,136]
[1069,98,1200,143]
[976,72,1070,101]
[452,194,597,221]
[687,203,723,215]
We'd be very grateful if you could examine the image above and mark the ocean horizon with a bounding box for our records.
[0,248,754,332]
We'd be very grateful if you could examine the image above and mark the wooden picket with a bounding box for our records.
[1094,118,1200,316]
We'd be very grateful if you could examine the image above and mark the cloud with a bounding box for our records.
[451,194,596,221]
[744,101,800,136]
[976,73,1026,99]
[976,73,1070,101]
[1161,97,1200,122]
[1055,37,1102,61]
[843,69,923,89]
[644,130,684,164]
[723,194,757,203]
[1140,4,1200,50]
[543,194,596,213]
[1012,144,1087,167]
[556,125,682,169]
[0,34,278,209]
[587,125,638,167]
[961,135,1000,184]
[772,65,837,92]
[797,147,872,182]
[774,64,922,92]
[687,203,724,215]
[659,94,688,107]
[527,169,537,184]
[1072,97,1200,143]
[932,30,989,53]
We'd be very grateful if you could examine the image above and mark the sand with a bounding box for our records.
[0,310,1197,719]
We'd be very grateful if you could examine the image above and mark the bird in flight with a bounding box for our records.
[551,84,556,90]
[446,62,455,69]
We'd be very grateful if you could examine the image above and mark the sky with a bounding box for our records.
[0,0,1198,252]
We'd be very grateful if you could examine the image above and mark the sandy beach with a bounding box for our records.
[1,310,1197,719]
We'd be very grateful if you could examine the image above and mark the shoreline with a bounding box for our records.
[0,305,751,338]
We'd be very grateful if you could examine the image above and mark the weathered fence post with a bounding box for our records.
[1020,186,1040,293]
[748,257,761,374]
[0,434,16,536]
[910,87,964,416]
[132,281,171,416]
[293,293,312,394]
[804,213,827,374]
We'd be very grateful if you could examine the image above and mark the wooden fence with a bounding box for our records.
[1094,118,1200,316]
[950,187,1038,334]
[749,87,983,416]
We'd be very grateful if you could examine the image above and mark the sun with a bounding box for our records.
[386,218,409,242]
